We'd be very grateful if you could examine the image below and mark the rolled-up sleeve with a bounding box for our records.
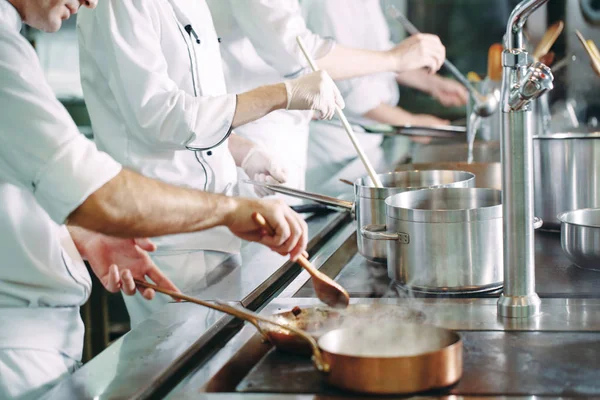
[0,30,122,224]
[229,0,335,78]
[77,0,236,151]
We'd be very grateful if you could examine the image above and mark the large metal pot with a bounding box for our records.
[362,188,504,293]
[534,132,600,230]
[397,162,501,190]
[354,171,475,262]
[362,188,544,293]
[248,170,476,262]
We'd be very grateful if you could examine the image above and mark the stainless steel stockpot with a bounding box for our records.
[362,188,504,293]
[558,208,600,271]
[534,132,600,230]
[355,170,475,263]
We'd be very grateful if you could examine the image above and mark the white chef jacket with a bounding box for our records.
[0,1,122,397]
[207,0,335,191]
[77,0,240,253]
[302,0,401,190]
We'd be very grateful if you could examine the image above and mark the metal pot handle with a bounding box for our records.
[360,224,410,244]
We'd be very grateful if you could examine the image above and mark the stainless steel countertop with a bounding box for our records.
[43,138,600,399]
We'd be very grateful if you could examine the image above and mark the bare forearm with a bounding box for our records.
[396,70,435,93]
[363,103,416,126]
[232,84,288,128]
[67,169,237,238]
[318,45,396,81]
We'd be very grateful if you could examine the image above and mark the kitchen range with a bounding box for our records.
[41,0,600,399]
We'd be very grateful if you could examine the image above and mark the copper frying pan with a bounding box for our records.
[135,280,462,394]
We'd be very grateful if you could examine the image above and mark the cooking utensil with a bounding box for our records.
[488,43,504,81]
[290,204,336,215]
[575,30,600,76]
[246,170,476,262]
[587,39,600,62]
[134,278,328,367]
[539,51,556,67]
[362,124,466,139]
[296,36,383,188]
[338,178,354,186]
[387,5,498,117]
[533,131,600,230]
[136,280,463,394]
[252,212,350,309]
[558,208,600,271]
[361,188,543,293]
[533,20,564,61]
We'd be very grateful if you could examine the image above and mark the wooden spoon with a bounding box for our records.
[252,212,350,309]
[575,30,600,77]
[533,21,564,61]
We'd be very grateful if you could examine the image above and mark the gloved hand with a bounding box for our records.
[284,70,345,120]
[241,146,288,197]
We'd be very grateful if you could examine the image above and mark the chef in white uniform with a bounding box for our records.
[302,0,469,192]
[207,0,447,196]
[76,0,343,326]
[0,1,177,397]
[1,0,312,396]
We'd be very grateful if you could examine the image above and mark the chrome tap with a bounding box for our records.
[497,0,553,318]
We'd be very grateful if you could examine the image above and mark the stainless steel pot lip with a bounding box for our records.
[385,188,503,223]
[533,132,600,140]
[354,170,476,200]
[557,208,600,228]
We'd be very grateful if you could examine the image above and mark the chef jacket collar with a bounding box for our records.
[1,0,23,33]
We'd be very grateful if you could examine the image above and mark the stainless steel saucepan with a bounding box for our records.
[362,188,543,293]
[247,170,475,262]
[558,208,600,271]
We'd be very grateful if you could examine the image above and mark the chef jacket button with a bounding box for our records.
[218,37,222,43]
[207,151,213,156]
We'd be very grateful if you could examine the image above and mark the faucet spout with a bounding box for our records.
[506,0,550,49]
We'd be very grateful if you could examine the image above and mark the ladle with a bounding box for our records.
[386,5,499,117]
[252,212,350,308]
[133,278,329,371]
[296,36,383,188]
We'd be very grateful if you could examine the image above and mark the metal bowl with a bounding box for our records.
[558,208,600,271]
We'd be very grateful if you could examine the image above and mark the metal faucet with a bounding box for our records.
[497,0,554,318]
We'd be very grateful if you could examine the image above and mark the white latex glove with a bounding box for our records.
[283,70,345,120]
[242,146,288,197]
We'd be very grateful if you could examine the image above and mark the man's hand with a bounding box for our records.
[241,146,288,197]
[387,34,446,74]
[224,198,307,261]
[428,76,469,107]
[284,70,345,119]
[68,226,180,299]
